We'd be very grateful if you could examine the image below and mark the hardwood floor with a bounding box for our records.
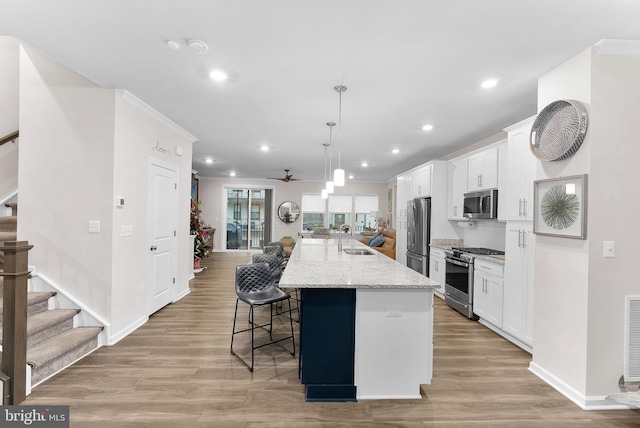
[24,252,640,427]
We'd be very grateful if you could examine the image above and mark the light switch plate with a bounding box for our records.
[121,225,134,237]
[89,221,101,233]
[604,241,615,258]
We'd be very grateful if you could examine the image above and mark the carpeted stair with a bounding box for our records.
[0,202,103,388]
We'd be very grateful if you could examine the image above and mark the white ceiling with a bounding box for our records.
[2,0,640,182]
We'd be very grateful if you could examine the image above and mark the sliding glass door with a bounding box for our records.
[226,188,272,250]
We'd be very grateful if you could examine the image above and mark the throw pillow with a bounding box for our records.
[369,233,384,247]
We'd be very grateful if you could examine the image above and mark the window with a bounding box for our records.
[354,194,379,232]
[226,188,272,250]
[328,194,352,231]
[301,193,325,231]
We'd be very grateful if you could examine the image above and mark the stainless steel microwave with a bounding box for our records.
[463,189,498,219]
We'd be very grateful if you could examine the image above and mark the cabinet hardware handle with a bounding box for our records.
[518,199,523,217]
[522,230,526,248]
[518,230,522,248]
[523,199,527,217]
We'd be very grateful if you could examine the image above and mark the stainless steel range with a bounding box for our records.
[444,247,505,319]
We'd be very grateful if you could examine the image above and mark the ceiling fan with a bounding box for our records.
[269,169,299,182]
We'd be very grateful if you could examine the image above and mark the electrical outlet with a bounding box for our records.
[138,284,144,295]
[121,225,134,237]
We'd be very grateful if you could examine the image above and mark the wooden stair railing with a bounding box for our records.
[0,131,19,148]
[0,240,33,404]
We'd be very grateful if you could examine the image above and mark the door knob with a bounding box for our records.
[150,246,157,251]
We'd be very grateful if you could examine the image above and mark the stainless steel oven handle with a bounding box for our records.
[445,258,470,268]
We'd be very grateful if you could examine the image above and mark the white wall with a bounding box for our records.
[18,46,195,343]
[18,46,116,319]
[0,36,19,137]
[531,43,640,406]
[111,91,194,337]
[0,37,19,202]
[198,178,388,250]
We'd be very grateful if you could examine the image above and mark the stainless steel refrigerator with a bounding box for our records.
[406,197,431,276]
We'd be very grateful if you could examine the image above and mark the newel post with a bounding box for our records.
[1,240,33,404]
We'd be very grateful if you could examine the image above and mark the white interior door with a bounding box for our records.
[147,160,178,315]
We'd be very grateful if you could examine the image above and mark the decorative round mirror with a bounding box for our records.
[278,201,300,223]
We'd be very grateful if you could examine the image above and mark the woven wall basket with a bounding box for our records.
[530,99,589,162]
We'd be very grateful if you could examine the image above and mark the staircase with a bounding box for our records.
[0,202,103,389]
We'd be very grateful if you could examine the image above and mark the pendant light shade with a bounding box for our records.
[322,142,331,197]
[333,85,347,187]
[325,180,334,194]
[333,168,345,187]
[325,122,336,194]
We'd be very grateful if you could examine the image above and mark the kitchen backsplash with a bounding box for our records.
[458,219,506,250]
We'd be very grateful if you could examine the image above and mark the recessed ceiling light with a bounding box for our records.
[392,149,400,154]
[348,174,354,179]
[260,145,269,152]
[230,171,236,177]
[209,69,228,82]
[481,79,498,89]
[166,40,180,50]
[422,124,434,131]
[188,39,209,55]
[205,158,213,164]
[361,162,368,167]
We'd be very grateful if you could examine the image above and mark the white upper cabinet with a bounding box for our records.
[411,164,432,198]
[467,147,498,192]
[447,157,467,220]
[502,116,537,221]
[396,173,412,219]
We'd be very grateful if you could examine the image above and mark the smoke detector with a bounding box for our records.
[188,39,208,55]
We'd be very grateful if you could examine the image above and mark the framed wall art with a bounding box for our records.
[533,174,588,239]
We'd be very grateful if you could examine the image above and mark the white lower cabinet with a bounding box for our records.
[429,247,446,300]
[503,222,534,348]
[473,259,504,328]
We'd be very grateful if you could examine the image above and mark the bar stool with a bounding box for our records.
[264,243,287,269]
[264,245,299,321]
[252,253,282,283]
[230,262,296,371]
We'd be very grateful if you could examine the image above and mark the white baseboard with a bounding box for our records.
[173,287,191,303]
[108,316,148,346]
[529,361,636,410]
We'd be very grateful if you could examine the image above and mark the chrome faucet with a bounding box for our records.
[338,224,351,252]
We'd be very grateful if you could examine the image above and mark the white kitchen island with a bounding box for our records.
[279,237,440,402]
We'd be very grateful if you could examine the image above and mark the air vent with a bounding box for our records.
[625,296,640,381]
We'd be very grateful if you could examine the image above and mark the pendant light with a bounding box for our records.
[321,143,329,199]
[333,85,347,187]
[325,122,336,193]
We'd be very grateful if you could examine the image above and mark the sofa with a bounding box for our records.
[359,228,396,260]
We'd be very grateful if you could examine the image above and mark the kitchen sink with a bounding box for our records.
[343,248,375,255]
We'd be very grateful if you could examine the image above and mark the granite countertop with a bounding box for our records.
[474,254,506,265]
[279,238,440,290]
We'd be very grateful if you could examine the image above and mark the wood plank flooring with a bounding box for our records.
[24,252,640,427]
